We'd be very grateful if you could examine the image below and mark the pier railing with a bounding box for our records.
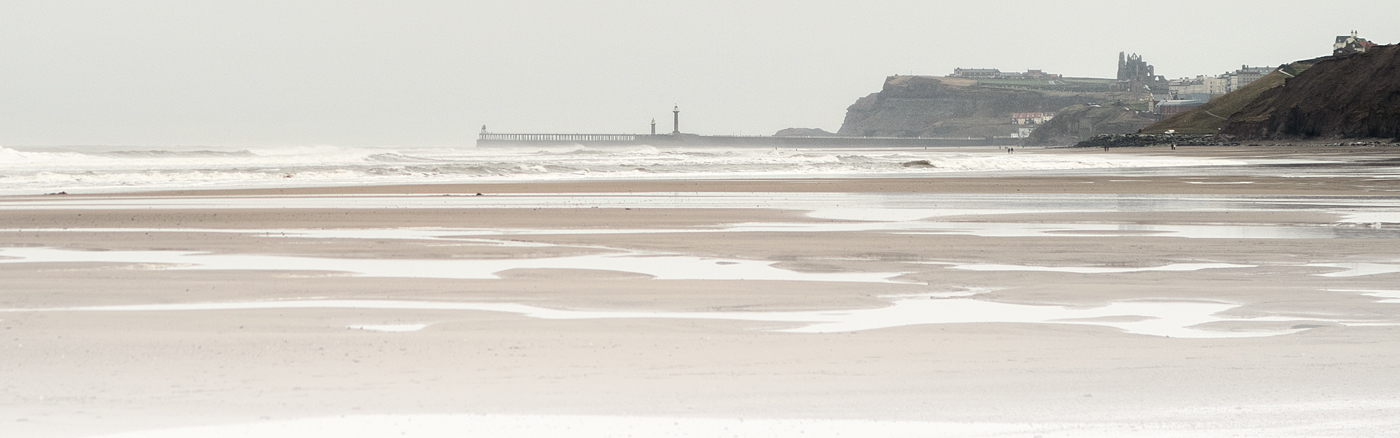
[479,133,638,142]
[476,132,1023,147]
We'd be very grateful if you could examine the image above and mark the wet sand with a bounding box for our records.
[3,146,1400,437]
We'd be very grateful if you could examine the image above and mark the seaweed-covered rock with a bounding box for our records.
[1073,134,1219,148]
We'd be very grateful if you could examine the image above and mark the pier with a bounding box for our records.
[476,132,1021,148]
[478,133,639,142]
[476,107,1022,148]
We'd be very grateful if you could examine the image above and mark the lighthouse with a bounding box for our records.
[672,106,680,135]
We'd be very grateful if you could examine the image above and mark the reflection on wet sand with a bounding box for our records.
[0,246,902,283]
[6,295,1391,339]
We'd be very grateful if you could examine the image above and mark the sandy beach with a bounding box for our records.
[3,145,1400,437]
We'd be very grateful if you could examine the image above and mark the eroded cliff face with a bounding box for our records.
[837,75,1142,139]
[1221,45,1400,140]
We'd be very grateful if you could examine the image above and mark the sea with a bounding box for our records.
[0,143,1329,196]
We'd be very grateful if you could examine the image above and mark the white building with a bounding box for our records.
[1010,112,1055,125]
[1168,66,1274,101]
[1169,75,1230,99]
[1225,66,1273,92]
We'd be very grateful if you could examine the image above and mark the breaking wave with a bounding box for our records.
[0,144,1244,195]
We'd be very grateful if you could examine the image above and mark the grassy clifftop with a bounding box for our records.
[839,75,1143,139]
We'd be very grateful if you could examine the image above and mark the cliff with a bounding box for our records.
[837,75,1145,139]
[1024,104,1160,146]
[1149,46,1400,140]
[1220,45,1400,140]
[1145,61,1318,135]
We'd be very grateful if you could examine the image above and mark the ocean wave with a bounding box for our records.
[537,145,665,156]
[244,145,378,157]
[0,144,1258,195]
[0,147,93,164]
[364,153,447,163]
[95,150,257,158]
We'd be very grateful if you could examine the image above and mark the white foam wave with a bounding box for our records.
[0,146,93,164]
[0,144,1269,195]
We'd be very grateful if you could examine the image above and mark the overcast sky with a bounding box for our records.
[3,1,1397,147]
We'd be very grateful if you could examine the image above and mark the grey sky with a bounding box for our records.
[2,1,1396,147]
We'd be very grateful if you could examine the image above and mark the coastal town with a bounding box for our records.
[949,31,1381,126]
[949,54,1272,125]
[476,31,1389,147]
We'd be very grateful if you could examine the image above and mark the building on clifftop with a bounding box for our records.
[1169,75,1228,100]
[1334,31,1377,56]
[1011,112,1055,125]
[1118,52,1154,81]
[1226,66,1273,92]
[1115,52,1169,93]
[951,68,1002,78]
[949,68,1061,79]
